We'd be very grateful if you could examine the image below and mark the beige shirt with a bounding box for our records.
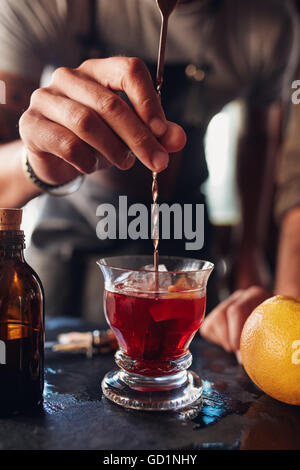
[0,0,298,114]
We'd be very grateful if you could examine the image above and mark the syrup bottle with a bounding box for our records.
[0,209,44,414]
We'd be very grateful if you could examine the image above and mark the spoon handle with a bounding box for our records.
[156,16,168,94]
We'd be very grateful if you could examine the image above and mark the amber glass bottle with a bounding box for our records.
[0,209,44,414]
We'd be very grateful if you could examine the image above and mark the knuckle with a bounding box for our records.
[208,306,221,317]
[140,96,154,114]
[127,57,145,73]
[30,88,45,106]
[52,66,74,84]
[120,57,150,93]
[71,108,95,134]
[248,285,265,295]
[60,136,82,160]
[19,109,39,133]
[132,131,151,148]
[77,59,90,70]
[125,57,147,79]
[19,113,41,151]
[77,58,97,72]
[233,289,245,296]
[18,110,30,129]
[98,94,122,116]
[227,304,241,318]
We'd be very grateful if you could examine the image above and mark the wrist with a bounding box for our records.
[16,144,42,197]
[22,146,85,197]
[5,140,42,207]
[26,148,78,186]
[274,282,300,298]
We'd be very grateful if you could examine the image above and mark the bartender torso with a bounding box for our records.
[0,0,298,318]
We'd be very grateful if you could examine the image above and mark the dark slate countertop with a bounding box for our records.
[1,317,300,451]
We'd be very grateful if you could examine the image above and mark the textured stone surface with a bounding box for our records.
[0,317,299,450]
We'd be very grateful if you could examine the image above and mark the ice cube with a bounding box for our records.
[115,270,149,292]
[115,264,171,293]
[143,264,168,272]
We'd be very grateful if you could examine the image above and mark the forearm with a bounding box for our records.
[0,139,42,208]
[231,105,284,290]
[237,104,283,248]
[274,206,300,296]
[237,137,267,247]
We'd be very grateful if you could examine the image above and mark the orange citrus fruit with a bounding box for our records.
[240,295,300,406]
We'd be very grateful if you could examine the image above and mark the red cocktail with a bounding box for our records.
[105,286,206,376]
[98,256,213,411]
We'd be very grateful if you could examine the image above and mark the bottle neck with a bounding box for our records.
[0,231,25,260]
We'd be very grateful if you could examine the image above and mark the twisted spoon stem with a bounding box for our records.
[152,0,178,272]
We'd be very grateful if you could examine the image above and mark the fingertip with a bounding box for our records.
[95,155,112,171]
[199,317,209,336]
[151,151,169,172]
[160,121,187,152]
[82,155,99,174]
[235,350,242,364]
[199,324,205,337]
[120,151,136,170]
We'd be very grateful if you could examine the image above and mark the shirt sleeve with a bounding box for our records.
[0,0,68,80]
[275,99,300,221]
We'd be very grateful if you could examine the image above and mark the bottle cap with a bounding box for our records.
[0,208,23,230]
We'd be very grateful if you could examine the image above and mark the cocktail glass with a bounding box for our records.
[97,255,213,411]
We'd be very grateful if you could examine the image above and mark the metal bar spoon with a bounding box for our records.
[152,0,179,272]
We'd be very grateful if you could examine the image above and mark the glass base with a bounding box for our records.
[101,368,203,411]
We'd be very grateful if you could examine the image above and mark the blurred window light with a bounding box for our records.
[0,79,6,104]
[23,198,43,248]
[203,101,241,226]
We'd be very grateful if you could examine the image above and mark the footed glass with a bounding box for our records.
[97,256,213,411]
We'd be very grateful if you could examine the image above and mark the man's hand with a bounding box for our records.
[200,286,271,363]
[19,57,186,185]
